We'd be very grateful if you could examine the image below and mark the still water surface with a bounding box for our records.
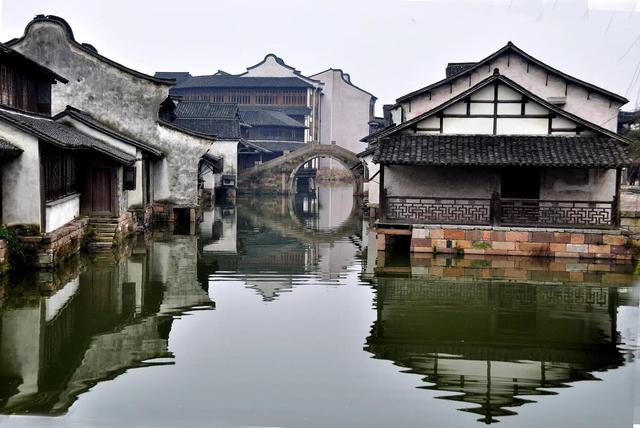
[0,185,638,427]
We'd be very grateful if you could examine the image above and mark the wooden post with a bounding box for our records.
[613,168,621,227]
[379,164,385,222]
[490,191,501,226]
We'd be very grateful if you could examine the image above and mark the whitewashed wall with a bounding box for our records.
[385,166,499,199]
[407,82,588,136]
[312,69,374,156]
[0,122,42,228]
[541,169,616,201]
[394,51,622,132]
[385,165,616,202]
[45,195,80,233]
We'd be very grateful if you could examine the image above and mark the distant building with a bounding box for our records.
[310,68,376,158]
[157,54,377,174]
[161,54,323,144]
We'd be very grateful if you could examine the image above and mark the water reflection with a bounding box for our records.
[199,185,364,301]
[0,235,213,415]
[365,254,638,424]
[0,186,637,427]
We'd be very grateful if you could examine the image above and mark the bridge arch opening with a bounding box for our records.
[288,153,363,195]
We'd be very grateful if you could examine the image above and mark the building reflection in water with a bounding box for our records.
[365,252,638,424]
[199,185,364,302]
[0,235,213,415]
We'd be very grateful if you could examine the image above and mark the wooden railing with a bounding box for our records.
[384,196,492,225]
[383,195,618,229]
[499,198,616,228]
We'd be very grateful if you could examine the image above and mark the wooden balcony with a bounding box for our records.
[382,195,618,229]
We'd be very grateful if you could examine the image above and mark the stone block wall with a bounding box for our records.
[621,211,640,236]
[376,225,634,261]
[24,218,90,268]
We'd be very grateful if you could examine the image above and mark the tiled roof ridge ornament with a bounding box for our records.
[493,68,500,76]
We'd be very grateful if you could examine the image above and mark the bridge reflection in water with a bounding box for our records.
[0,234,213,415]
[365,253,638,424]
[199,185,364,301]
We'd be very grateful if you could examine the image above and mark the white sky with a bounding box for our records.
[0,0,639,115]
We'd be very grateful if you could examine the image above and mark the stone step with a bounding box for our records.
[93,227,116,232]
[87,242,113,252]
[89,217,119,223]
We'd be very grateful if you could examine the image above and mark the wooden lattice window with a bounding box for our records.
[43,152,77,201]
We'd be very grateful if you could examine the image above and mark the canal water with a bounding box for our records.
[0,184,638,427]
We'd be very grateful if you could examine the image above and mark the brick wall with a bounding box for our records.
[376,225,634,261]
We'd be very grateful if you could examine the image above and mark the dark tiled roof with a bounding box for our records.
[55,106,164,157]
[245,141,306,153]
[269,106,311,117]
[356,146,375,157]
[175,102,238,119]
[201,151,223,173]
[154,72,192,84]
[173,118,241,139]
[0,138,22,157]
[0,106,135,164]
[239,107,306,128]
[172,75,313,90]
[374,135,629,168]
[619,110,640,125]
[445,62,476,78]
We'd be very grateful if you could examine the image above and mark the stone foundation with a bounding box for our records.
[376,224,634,261]
[114,212,135,237]
[18,218,90,268]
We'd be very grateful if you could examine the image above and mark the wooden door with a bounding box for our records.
[91,167,113,215]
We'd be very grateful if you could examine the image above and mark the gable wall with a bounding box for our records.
[397,52,621,132]
[404,82,593,136]
[314,70,373,154]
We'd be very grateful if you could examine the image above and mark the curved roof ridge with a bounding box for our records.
[310,68,376,99]
[396,42,628,104]
[6,15,175,86]
[375,71,631,144]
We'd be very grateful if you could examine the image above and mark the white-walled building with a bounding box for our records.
[311,69,376,160]
[364,43,633,260]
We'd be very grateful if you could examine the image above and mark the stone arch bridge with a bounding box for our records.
[238,143,365,194]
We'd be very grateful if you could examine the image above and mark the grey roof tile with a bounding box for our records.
[244,141,306,153]
[172,118,241,139]
[172,75,313,90]
[175,102,239,119]
[374,135,630,168]
[0,137,22,157]
[0,106,135,164]
[239,107,306,128]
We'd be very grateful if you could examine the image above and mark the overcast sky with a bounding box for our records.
[1,0,639,114]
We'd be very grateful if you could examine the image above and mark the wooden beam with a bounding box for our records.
[493,82,498,135]
[379,164,386,221]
